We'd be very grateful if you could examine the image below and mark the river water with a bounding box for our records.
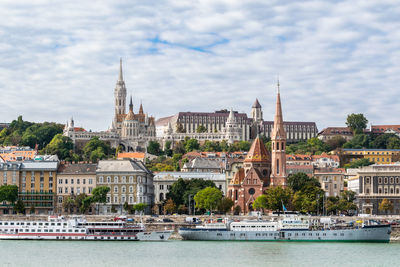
[0,240,397,266]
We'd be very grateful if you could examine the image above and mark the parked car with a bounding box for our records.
[145,218,155,223]
[162,218,174,223]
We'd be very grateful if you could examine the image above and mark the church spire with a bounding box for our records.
[270,80,287,187]
[139,100,144,114]
[129,95,133,112]
[119,58,123,81]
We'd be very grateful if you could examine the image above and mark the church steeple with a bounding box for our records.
[129,95,133,111]
[270,80,287,187]
[139,100,144,114]
[118,58,123,81]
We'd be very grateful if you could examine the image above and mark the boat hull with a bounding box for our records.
[179,225,391,243]
[0,231,173,241]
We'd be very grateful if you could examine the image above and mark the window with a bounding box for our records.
[77,179,80,184]
[89,179,93,184]
[65,179,68,184]
[122,176,126,183]
[129,176,134,183]
[77,187,80,194]
[65,187,68,194]
[99,176,103,183]
[160,185,164,190]
[59,179,62,184]
[71,187,74,194]
[114,186,118,193]
[122,186,126,193]
[129,186,133,193]
[83,187,86,194]
[114,196,118,203]
[89,187,93,193]
[114,176,118,183]
[83,179,86,185]
[107,176,111,183]
[71,179,74,184]
[58,188,62,194]
[129,196,133,203]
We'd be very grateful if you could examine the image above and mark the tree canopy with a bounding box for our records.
[346,113,368,135]
[264,186,293,212]
[83,137,113,162]
[166,178,216,207]
[42,134,74,160]
[287,173,321,193]
[194,187,223,212]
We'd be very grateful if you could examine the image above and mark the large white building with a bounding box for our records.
[156,99,318,147]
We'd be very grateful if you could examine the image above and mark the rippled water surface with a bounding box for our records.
[0,240,398,266]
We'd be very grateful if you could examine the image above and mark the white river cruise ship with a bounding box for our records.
[179,216,391,242]
[0,216,172,241]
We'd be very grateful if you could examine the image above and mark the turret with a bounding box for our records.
[251,98,263,122]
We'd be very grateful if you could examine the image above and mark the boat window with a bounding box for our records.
[57,223,61,226]
[75,230,79,233]
[44,229,49,232]
[333,233,337,236]
[309,233,312,236]
[39,223,43,226]
[21,222,25,225]
[4,222,7,225]
[56,229,60,232]
[10,222,14,225]
[62,229,66,232]
[51,223,55,226]
[316,233,319,236]
[68,229,72,232]
[45,223,49,226]
[49,229,53,232]
[37,229,42,232]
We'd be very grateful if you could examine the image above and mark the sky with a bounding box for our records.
[1,0,400,132]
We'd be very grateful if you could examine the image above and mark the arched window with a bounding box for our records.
[99,176,103,183]
[122,176,126,183]
[107,176,111,183]
[129,186,133,193]
[122,186,126,193]
[129,176,134,183]
[378,188,382,194]
[396,188,399,194]
[391,188,394,194]
[114,186,118,193]
[114,176,118,183]
[235,190,238,200]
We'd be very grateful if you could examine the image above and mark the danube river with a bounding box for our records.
[0,240,397,266]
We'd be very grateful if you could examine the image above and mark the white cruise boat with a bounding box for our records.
[0,216,172,241]
[179,216,391,242]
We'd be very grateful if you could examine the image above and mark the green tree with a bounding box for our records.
[81,196,93,214]
[379,198,393,215]
[30,204,35,214]
[252,195,268,212]
[292,184,324,214]
[14,199,25,214]
[346,113,368,135]
[147,140,162,155]
[217,197,234,214]
[325,136,347,151]
[264,186,293,212]
[233,205,241,215]
[387,137,400,149]
[177,204,187,214]
[133,203,147,215]
[287,173,320,193]
[166,178,216,207]
[343,134,371,149]
[63,196,75,214]
[344,158,373,169]
[185,139,200,152]
[91,186,110,204]
[196,125,207,133]
[371,133,400,149]
[42,134,73,160]
[194,187,223,212]
[74,193,88,214]
[83,137,112,161]
[0,185,18,204]
[173,142,186,154]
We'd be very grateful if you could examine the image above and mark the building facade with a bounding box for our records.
[56,163,97,214]
[156,99,318,146]
[317,127,354,142]
[96,159,154,214]
[314,168,345,197]
[358,164,400,215]
[339,149,400,165]
[64,59,156,152]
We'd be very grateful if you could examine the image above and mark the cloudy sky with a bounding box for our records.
[1,0,399,132]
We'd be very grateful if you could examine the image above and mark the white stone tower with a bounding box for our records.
[113,58,127,131]
[251,98,263,123]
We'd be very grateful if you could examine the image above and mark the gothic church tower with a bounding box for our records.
[270,80,287,187]
[112,58,127,131]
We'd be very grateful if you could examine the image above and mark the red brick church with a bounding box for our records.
[228,85,287,213]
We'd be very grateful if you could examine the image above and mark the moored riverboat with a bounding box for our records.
[179,216,391,242]
[0,216,172,241]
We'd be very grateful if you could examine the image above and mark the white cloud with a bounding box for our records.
[0,0,399,132]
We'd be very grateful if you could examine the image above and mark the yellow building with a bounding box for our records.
[341,149,400,165]
[0,161,58,215]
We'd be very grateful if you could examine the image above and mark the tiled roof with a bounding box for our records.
[230,168,245,185]
[252,98,262,108]
[318,127,352,135]
[286,154,312,161]
[244,137,271,162]
[263,121,317,126]
[178,110,249,119]
[371,125,400,133]
[117,152,145,159]
[58,163,97,174]
[97,159,150,173]
[155,116,174,126]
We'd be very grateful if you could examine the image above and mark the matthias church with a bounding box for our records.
[64,59,156,152]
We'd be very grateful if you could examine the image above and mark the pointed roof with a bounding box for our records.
[230,168,245,185]
[125,96,134,120]
[118,58,123,81]
[252,98,262,108]
[226,108,236,123]
[244,137,271,162]
[139,101,144,114]
[271,82,286,140]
